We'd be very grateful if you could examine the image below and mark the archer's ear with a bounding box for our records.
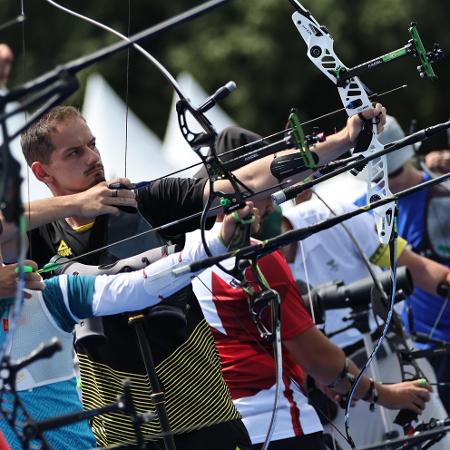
[31,161,52,184]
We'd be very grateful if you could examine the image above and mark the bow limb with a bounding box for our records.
[44,0,187,103]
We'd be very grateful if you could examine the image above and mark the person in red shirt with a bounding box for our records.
[190,219,432,450]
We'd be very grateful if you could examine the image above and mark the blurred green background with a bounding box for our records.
[1,0,449,151]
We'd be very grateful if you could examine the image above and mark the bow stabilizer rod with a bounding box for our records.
[336,22,443,87]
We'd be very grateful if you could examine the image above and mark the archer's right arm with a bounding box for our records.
[24,181,137,231]
[0,180,137,260]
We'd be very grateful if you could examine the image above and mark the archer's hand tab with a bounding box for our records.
[107,182,138,214]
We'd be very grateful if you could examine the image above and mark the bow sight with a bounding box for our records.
[335,22,443,88]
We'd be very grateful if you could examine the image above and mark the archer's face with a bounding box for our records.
[41,117,105,195]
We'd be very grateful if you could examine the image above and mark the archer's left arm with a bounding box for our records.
[207,103,386,202]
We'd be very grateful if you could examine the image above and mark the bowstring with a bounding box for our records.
[124,0,131,179]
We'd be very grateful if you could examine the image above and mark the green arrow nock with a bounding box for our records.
[416,378,428,388]
[37,262,62,274]
[15,265,34,274]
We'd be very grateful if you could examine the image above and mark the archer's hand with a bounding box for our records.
[424,150,450,174]
[74,179,137,217]
[346,102,387,145]
[377,380,431,414]
[0,260,45,299]
[220,201,261,247]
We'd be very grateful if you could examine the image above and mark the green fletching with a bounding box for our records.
[37,262,62,274]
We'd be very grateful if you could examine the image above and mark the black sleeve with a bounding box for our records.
[136,177,214,239]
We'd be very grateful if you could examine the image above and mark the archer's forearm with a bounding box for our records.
[0,197,79,260]
[207,126,353,203]
[24,196,81,231]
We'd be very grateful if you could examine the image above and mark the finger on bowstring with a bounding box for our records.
[24,281,45,292]
[416,388,431,402]
[409,403,422,414]
[413,399,426,412]
[108,196,138,212]
[23,271,43,282]
[358,112,370,122]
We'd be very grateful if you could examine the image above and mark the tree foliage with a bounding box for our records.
[1,0,449,150]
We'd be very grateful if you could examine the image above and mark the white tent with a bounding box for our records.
[83,73,173,182]
[161,72,236,178]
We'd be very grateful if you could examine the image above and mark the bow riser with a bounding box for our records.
[366,155,396,244]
